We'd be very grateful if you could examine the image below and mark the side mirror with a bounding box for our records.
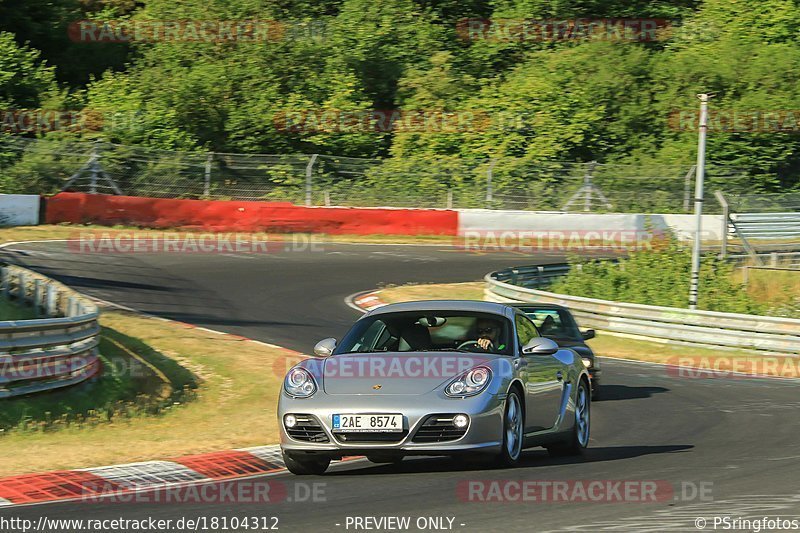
[581,329,595,341]
[522,337,559,356]
[313,337,337,357]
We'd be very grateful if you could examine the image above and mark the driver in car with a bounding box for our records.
[476,319,505,352]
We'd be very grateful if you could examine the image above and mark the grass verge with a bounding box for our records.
[738,268,800,318]
[0,224,456,246]
[0,296,36,320]
[0,325,195,432]
[0,308,294,477]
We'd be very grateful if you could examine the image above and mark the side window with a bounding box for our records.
[352,320,387,352]
[515,313,539,349]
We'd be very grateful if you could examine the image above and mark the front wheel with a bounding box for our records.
[495,389,524,467]
[547,379,590,457]
[282,451,330,475]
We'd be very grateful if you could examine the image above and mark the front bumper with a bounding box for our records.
[279,391,505,458]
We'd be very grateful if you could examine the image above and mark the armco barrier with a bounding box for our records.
[485,264,800,354]
[0,264,100,398]
[457,210,726,242]
[45,193,459,235]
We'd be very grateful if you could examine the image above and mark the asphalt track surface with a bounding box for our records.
[2,241,800,532]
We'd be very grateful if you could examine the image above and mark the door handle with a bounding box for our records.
[556,371,563,381]
[514,358,528,368]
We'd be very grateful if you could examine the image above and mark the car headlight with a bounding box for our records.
[446,366,492,397]
[582,358,592,369]
[284,367,317,398]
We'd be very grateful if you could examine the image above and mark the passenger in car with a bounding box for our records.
[399,323,432,351]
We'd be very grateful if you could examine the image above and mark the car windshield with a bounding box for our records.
[523,308,583,342]
[335,311,512,355]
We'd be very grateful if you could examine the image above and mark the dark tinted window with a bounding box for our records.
[515,313,539,348]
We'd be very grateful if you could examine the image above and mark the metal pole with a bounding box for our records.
[583,161,596,212]
[204,153,213,198]
[33,279,42,317]
[683,165,696,212]
[89,145,99,194]
[689,94,711,310]
[305,154,318,207]
[486,159,496,205]
[714,190,729,259]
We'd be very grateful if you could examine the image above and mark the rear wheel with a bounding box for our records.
[495,389,524,467]
[282,451,331,475]
[547,379,590,457]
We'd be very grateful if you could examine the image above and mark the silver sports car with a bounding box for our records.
[278,300,591,475]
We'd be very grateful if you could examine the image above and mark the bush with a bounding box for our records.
[550,240,766,315]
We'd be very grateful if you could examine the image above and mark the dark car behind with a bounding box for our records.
[511,303,601,399]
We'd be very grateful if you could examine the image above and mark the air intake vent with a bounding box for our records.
[412,415,468,443]
[286,414,329,443]
[333,431,408,444]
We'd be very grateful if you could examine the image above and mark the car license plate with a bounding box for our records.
[332,414,402,432]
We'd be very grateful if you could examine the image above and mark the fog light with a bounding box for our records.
[284,414,297,428]
[453,414,469,428]
[582,358,592,369]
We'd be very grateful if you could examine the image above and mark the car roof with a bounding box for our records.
[366,300,512,317]
[509,302,569,312]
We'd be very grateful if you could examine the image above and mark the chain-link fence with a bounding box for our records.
[726,191,800,213]
[0,136,757,213]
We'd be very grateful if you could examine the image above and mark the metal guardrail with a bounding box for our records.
[717,191,800,266]
[0,264,100,398]
[490,264,571,288]
[729,251,800,269]
[732,212,800,240]
[485,264,800,354]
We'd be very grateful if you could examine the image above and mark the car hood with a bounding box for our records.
[320,352,496,395]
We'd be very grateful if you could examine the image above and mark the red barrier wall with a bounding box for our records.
[45,193,458,235]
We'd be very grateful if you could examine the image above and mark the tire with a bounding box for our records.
[495,388,524,467]
[282,451,331,475]
[547,379,590,457]
[366,454,404,464]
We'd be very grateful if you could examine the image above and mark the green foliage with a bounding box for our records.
[0,0,132,86]
[0,32,58,108]
[550,240,765,314]
[1,0,800,197]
